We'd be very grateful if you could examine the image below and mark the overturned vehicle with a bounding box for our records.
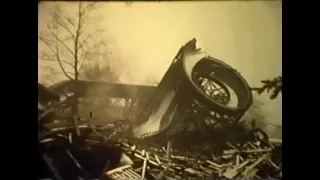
[38,39,282,180]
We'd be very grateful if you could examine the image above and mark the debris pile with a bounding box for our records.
[91,122,282,180]
[38,100,282,180]
[38,39,282,180]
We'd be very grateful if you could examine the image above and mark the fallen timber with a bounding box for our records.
[38,38,282,180]
[39,122,281,180]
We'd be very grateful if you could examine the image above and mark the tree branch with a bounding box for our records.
[51,8,76,39]
[51,32,75,57]
[251,76,282,100]
[77,40,106,73]
[55,41,74,80]
[78,30,105,49]
[77,58,86,73]
[72,2,84,80]
[80,2,96,17]
[39,1,103,83]
[78,45,88,65]
[39,36,58,56]
[40,58,75,68]
[39,35,74,80]
[80,40,106,60]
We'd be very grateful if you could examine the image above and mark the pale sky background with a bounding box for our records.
[38,1,282,138]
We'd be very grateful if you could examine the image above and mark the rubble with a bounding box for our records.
[38,39,282,180]
[38,111,282,180]
[91,122,282,180]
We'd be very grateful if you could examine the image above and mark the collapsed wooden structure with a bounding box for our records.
[38,39,282,180]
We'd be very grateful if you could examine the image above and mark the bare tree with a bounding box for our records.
[39,2,106,114]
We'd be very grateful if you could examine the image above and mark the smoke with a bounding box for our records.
[241,96,282,138]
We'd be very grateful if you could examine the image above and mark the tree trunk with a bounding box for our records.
[71,79,80,116]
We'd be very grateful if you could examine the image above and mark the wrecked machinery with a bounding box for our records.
[38,39,282,180]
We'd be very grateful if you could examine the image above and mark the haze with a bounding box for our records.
[38,1,282,138]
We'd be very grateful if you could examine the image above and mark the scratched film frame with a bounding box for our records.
[38,1,282,180]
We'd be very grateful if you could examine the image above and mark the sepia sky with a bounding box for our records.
[38,1,282,137]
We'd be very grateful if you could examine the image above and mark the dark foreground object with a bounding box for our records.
[38,131,123,180]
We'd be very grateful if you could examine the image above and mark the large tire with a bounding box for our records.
[180,55,253,116]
